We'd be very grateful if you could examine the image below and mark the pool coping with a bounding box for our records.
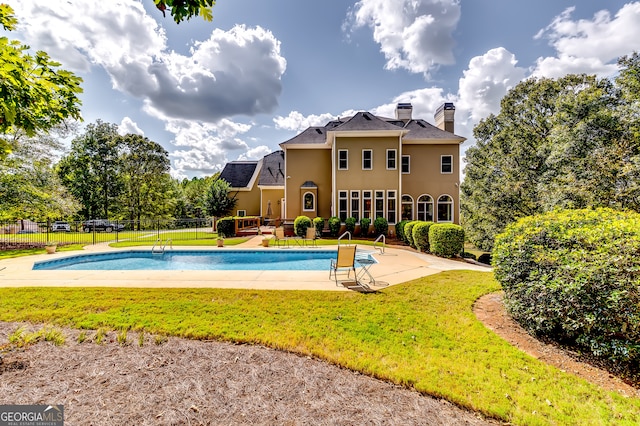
[0,237,490,291]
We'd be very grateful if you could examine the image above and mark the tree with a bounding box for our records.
[461,68,640,251]
[204,178,237,218]
[154,0,215,23]
[57,121,122,219]
[0,5,82,160]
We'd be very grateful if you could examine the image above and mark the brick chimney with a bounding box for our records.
[395,103,413,122]
[435,102,455,133]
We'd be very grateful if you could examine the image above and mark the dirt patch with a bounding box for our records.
[0,323,497,425]
[474,292,640,398]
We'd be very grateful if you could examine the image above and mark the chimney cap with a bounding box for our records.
[396,102,413,109]
[435,102,455,114]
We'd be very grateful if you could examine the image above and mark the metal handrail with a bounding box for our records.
[338,231,351,245]
[373,234,385,254]
[164,239,173,251]
[151,238,162,254]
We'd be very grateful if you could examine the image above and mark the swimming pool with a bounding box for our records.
[33,250,375,271]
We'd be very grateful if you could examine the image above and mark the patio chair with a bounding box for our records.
[273,227,290,248]
[329,244,358,286]
[303,227,317,247]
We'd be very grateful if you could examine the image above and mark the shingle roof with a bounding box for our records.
[219,162,258,188]
[401,119,465,141]
[280,127,329,145]
[332,112,403,132]
[258,150,285,186]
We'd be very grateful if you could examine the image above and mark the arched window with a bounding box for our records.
[437,195,453,222]
[417,194,433,222]
[401,195,413,221]
[303,192,315,211]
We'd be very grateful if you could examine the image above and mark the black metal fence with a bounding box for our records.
[0,218,215,249]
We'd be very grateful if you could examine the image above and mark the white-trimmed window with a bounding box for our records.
[338,191,348,222]
[437,195,454,222]
[387,190,397,224]
[362,190,372,219]
[350,190,360,220]
[402,155,410,174]
[338,150,348,170]
[417,194,434,222]
[401,195,413,221]
[374,190,385,218]
[386,149,397,170]
[441,155,453,174]
[303,192,315,212]
[362,149,373,170]
[237,210,246,217]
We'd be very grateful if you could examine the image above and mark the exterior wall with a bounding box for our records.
[260,188,284,219]
[230,184,261,217]
[284,148,332,220]
[401,143,460,223]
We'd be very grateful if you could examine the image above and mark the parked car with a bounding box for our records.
[82,219,124,233]
[51,221,71,232]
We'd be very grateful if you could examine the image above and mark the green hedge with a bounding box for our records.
[394,220,409,242]
[294,215,312,237]
[493,208,640,379]
[404,221,419,248]
[412,221,434,252]
[216,217,235,237]
[359,217,371,237]
[429,223,464,258]
[313,217,324,236]
[373,216,388,236]
[345,217,356,235]
[328,216,341,237]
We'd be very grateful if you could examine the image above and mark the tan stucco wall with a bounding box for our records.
[230,185,261,217]
[260,188,284,219]
[284,148,331,219]
[401,143,460,223]
[334,136,400,191]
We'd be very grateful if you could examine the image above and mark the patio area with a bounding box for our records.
[0,236,489,291]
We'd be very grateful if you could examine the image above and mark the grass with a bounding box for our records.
[0,271,637,425]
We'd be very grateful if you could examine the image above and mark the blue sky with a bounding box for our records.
[6,0,640,178]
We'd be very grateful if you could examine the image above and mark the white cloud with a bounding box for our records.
[346,0,460,77]
[273,111,337,132]
[532,2,640,78]
[118,117,145,136]
[237,145,273,161]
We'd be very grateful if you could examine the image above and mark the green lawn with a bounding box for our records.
[0,270,637,425]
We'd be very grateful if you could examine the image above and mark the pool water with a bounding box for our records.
[32,250,374,271]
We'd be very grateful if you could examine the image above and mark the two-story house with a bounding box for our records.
[218,102,464,231]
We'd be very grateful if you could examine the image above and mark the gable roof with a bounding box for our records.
[219,161,259,189]
[280,127,328,146]
[402,119,465,142]
[332,111,403,132]
[258,150,285,186]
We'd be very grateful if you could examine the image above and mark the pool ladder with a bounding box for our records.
[152,238,172,254]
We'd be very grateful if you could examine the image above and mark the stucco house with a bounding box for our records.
[219,102,465,231]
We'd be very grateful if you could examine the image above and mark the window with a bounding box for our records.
[374,190,385,218]
[237,210,246,217]
[362,191,372,219]
[338,191,348,222]
[401,155,410,174]
[387,190,397,224]
[362,149,373,170]
[437,195,453,222]
[338,150,348,170]
[401,195,413,221]
[441,155,453,174]
[386,149,397,170]
[350,190,360,219]
[303,192,315,212]
[417,195,434,222]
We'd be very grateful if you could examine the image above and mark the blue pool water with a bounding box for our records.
[32,250,372,271]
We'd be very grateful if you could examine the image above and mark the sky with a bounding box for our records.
[5,0,640,179]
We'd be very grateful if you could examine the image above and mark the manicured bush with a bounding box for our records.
[412,221,434,252]
[216,217,235,237]
[313,217,324,237]
[359,217,371,237]
[429,223,464,258]
[493,208,640,378]
[293,215,312,237]
[373,216,388,236]
[328,216,341,237]
[345,217,356,235]
[404,221,419,248]
[394,220,409,242]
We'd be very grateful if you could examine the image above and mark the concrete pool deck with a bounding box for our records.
[0,236,490,291]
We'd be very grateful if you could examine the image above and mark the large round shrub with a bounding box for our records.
[394,220,409,242]
[428,223,464,258]
[493,208,640,376]
[313,217,324,237]
[293,215,312,237]
[216,217,235,237]
[328,216,341,237]
[412,221,433,252]
[345,217,356,235]
[359,217,371,237]
[373,216,388,236]
[404,221,419,248]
